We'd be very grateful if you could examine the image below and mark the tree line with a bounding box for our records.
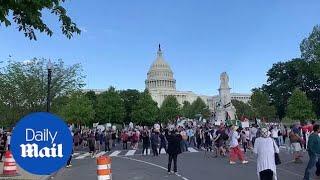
[0,59,210,127]
[232,25,320,123]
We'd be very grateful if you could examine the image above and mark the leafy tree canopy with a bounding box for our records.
[159,95,180,123]
[231,99,254,120]
[0,0,80,40]
[0,58,84,125]
[59,92,95,126]
[95,87,125,124]
[300,25,320,61]
[250,89,276,120]
[190,97,211,119]
[181,101,192,118]
[131,91,159,125]
[286,88,316,122]
[120,89,141,124]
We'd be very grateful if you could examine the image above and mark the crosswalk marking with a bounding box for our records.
[95,151,107,158]
[74,147,200,160]
[109,151,121,157]
[125,150,136,156]
[75,152,91,160]
[73,152,80,156]
[188,147,198,153]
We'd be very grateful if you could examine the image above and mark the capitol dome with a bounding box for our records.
[145,45,176,91]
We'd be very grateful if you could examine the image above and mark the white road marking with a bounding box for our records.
[95,151,107,158]
[73,152,80,156]
[125,150,136,156]
[109,150,121,157]
[75,152,91,160]
[117,156,190,180]
[187,147,198,153]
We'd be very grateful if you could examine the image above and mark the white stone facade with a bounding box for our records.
[145,46,251,113]
[84,45,251,116]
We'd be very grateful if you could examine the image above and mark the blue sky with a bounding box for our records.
[1,0,320,95]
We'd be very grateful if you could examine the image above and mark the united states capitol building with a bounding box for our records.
[85,45,251,114]
[145,45,251,112]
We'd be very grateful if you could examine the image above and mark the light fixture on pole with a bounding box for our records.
[47,59,53,112]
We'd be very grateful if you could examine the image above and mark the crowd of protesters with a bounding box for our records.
[65,119,320,180]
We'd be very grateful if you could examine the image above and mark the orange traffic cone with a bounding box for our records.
[97,156,112,180]
[1,151,19,177]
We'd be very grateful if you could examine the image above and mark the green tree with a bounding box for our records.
[250,90,276,120]
[84,90,98,124]
[0,0,81,40]
[0,58,84,125]
[181,101,192,118]
[59,92,95,126]
[300,25,320,61]
[286,88,316,122]
[190,97,211,119]
[120,89,141,124]
[96,87,125,124]
[159,95,180,123]
[131,91,159,125]
[231,99,254,119]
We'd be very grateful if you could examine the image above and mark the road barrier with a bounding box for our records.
[1,151,19,177]
[97,156,112,180]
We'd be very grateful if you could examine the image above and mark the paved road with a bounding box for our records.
[52,146,315,180]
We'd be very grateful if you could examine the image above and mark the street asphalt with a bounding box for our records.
[49,144,318,180]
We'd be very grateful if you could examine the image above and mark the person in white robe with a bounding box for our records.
[253,128,279,180]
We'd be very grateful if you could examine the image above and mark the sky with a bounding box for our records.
[1,0,320,95]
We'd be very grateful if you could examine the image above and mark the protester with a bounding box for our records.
[271,126,279,147]
[159,131,167,154]
[229,126,248,165]
[204,129,213,152]
[151,130,160,156]
[180,129,188,152]
[241,130,248,153]
[167,127,182,174]
[88,132,96,158]
[253,128,279,180]
[250,125,258,147]
[289,125,303,163]
[214,125,227,157]
[142,130,150,155]
[121,130,129,150]
[105,130,112,152]
[303,124,320,180]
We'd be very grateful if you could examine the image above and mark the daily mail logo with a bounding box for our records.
[11,112,73,175]
[21,129,63,158]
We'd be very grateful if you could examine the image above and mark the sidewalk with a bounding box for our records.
[0,163,48,180]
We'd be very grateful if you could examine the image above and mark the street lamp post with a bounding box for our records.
[46,60,53,112]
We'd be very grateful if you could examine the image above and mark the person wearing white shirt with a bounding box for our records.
[250,125,258,147]
[229,126,248,165]
[271,127,280,147]
[254,128,279,180]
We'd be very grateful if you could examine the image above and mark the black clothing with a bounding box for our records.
[168,154,178,173]
[142,134,150,155]
[166,133,182,173]
[166,133,182,155]
[259,169,273,180]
